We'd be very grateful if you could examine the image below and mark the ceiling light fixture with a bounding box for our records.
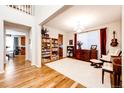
[73,21,84,33]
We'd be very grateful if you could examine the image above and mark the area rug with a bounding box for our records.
[46,58,111,88]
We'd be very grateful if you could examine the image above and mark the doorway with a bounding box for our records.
[4,21,31,69]
[5,29,26,64]
[58,34,63,59]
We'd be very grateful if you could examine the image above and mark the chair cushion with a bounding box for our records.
[100,49,121,62]
[108,48,121,56]
[100,55,111,61]
[90,59,102,63]
[113,49,121,56]
[102,63,113,71]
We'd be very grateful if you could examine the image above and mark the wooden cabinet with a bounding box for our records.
[76,49,82,60]
[81,50,91,61]
[90,50,98,59]
[76,49,97,62]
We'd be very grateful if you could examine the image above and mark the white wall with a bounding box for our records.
[44,26,68,58]
[35,5,64,24]
[25,31,31,61]
[0,6,37,72]
[106,21,121,51]
[0,19,4,73]
[66,32,75,46]
[28,30,32,61]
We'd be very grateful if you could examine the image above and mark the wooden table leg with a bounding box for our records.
[94,63,102,68]
[102,70,104,84]
[90,62,95,66]
[117,74,121,88]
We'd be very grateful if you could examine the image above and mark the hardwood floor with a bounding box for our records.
[0,55,85,88]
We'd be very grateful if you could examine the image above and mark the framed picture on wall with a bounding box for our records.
[69,40,73,45]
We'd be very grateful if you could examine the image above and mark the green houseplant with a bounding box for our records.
[77,41,83,49]
[41,27,49,37]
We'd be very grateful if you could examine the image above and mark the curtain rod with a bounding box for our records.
[78,27,107,34]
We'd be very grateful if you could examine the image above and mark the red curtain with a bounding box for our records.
[100,28,107,56]
[74,33,77,57]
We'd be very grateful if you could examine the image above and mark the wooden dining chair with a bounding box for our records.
[102,56,122,88]
[112,56,122,88]
[102,62,113,84]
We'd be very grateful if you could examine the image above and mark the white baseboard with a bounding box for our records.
[36,64,41,68]
[31,63,35,66]
[0,70,4,73]
[31,63,41,68]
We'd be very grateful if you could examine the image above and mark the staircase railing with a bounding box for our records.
[7,5,33,15]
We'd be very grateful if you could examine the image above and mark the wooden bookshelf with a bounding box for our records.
[51,38,59,61]
[42,37,51,63]
[42,37,59,63]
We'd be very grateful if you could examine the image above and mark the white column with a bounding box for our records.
[31,26,36,66]
[36,24,41,67]
[0,19,4,73]
[31,24,41,68]
[28,30,32,61]
[25,31,30,61]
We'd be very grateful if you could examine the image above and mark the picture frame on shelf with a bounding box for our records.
[91,45,97,50]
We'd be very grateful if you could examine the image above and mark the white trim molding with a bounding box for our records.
[0,70,4,73]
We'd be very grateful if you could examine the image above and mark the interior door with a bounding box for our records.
[58,34,63,59]
[20,36,25,55]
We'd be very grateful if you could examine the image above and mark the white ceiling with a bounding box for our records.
[45,5,121,32]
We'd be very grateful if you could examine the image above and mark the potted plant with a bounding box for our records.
[41,27,49,37]
[77,41,83,49]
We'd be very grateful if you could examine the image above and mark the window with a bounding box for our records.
[77,30,101,58]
